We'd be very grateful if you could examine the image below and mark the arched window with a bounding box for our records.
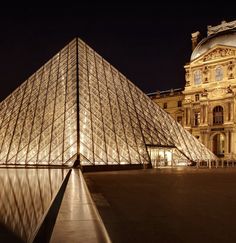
[194,70,202,85]
[215,66,223,81]
[213,106,224,125]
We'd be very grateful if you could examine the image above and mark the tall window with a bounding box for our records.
[194,70,202,85]
[163,102,167,109]
[177,100,182,107]
[215,65,223,81]
[194,112,200,126]
[213,106,224,125]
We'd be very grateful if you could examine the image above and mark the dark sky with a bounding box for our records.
[0,4,235,102]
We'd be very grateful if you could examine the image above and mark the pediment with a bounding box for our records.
[191,45,236,65]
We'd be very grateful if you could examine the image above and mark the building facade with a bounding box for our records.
[150,20,236,160]
[148,88,184,126]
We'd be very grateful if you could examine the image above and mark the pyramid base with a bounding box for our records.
[80,163,152,172]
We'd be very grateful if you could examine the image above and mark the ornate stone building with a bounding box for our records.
[148,88,184,125]
[149,20,236,160]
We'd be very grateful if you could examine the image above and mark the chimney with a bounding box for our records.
[191,31,200,51]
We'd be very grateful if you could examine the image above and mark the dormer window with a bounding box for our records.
[215,65,223,81]
[194,70,202,85]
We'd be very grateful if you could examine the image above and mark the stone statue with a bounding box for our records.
[227,85,233,94]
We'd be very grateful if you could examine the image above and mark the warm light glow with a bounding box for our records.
[0,38,217,167]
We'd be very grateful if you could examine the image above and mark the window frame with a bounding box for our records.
[213,106,224,125]
[215,65,224,81]
[194,70,202,85]
[194,112,200,126]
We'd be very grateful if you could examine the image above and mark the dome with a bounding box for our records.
[191,30,236,61]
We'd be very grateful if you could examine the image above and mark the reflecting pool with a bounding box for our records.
[0,168,69,242]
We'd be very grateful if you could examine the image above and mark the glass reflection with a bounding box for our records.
[0,168,68,242]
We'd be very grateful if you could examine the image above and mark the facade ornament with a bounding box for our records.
[227,61,235,79]
[185,70,190,83]
[207,20,236,36]
[203,66,210,83]
[203,48,234,62]
[201,88,208,97]
[191,31,200,50]
[209,87,225,98]
[184,98,192,104]
[185,70,190,86]
[226,85,233,94]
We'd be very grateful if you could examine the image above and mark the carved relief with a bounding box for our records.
[203,48,234,61]
[184,98,192,104]
[209,87,225,99]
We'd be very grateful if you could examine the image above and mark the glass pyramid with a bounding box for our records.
[0,38,217,166]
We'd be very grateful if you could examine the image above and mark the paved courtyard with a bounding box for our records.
[84,167,236,243]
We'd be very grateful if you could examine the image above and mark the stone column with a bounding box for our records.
[208,132,212,152]
[200,106,204,124]
[232,130,236,159]
[230,102,234,122]
[205,105,208,124]
[225,132,229,158]
[185,107,191,126]
[188,108,191,126]
[184,108,188,126]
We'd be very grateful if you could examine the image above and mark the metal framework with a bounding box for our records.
[0,38,217,166]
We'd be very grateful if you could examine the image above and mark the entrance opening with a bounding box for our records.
[213,133,225,157]
[147,145,190,168]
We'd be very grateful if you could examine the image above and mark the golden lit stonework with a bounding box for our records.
[151,19,236,160]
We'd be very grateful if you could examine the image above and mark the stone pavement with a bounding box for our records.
[84,167,236,243]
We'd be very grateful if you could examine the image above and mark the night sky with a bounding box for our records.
[0,4,235,102]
